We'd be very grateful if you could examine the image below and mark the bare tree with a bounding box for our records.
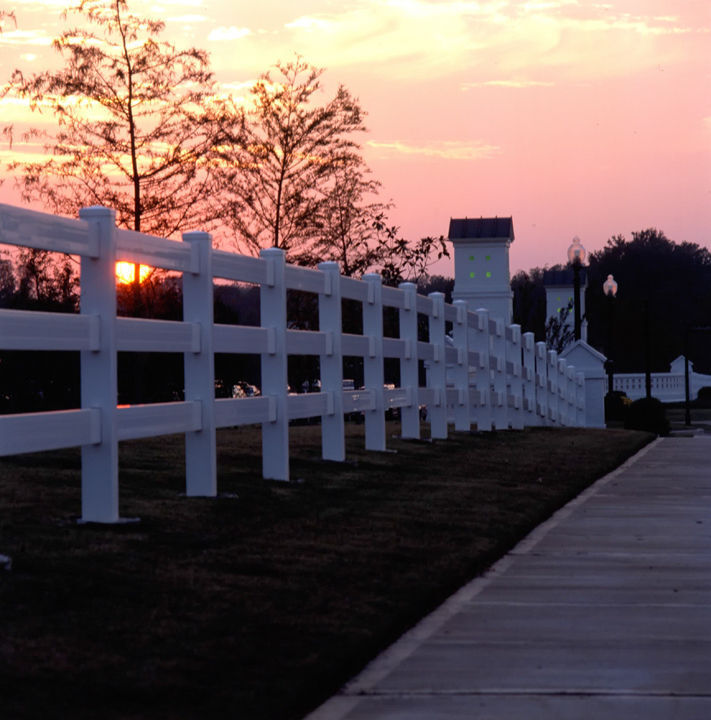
[290,160,391,276]
[215,56,367,257]
[545,299,576,353]
[2,0,218,284]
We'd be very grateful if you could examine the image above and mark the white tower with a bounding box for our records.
[448,217,514,324]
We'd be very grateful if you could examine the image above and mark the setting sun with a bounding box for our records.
[116,261,151,285]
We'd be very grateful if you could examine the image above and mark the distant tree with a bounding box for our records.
[511,268,547,340]
[2,0,218,283]
[214,56,366,257]
[0,255,15,304]
[545,299,575,353]
[585,229,711,372]
[375,223,450,287]
[14,248,78,311]
[417,275,455,303]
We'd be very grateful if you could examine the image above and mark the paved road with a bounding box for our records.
[305,436,711,720]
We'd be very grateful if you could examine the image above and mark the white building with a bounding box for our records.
[449,217,514,324]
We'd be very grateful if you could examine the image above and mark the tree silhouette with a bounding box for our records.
[2,0,218,276]
[214,56,367,257]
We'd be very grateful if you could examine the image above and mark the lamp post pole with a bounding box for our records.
[603,274,618,398]
[567,237,587,342]
[644,299,652,400]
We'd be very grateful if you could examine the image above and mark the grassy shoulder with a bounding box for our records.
[0,424,652,720]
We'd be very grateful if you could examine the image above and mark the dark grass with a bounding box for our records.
[0,424,652,720]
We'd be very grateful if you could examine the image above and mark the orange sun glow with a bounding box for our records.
[116,261,151,284]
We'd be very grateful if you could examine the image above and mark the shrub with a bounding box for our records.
[624,397,670,435]
[605,391,629,422]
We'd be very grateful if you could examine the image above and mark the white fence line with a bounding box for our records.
[0,203,585,523]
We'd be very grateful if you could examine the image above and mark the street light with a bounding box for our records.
[567,237,587,341]
[603,274,618,398]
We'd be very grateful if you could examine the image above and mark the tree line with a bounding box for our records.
[513,229,711,375]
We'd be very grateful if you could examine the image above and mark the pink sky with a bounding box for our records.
[1,0,709,278]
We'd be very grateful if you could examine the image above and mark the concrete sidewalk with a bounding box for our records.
[305,437,711,720]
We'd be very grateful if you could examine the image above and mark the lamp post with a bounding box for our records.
[567,237,587,341]
[603,274,618,397]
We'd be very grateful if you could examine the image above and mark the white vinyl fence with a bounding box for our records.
[0,203,585,523]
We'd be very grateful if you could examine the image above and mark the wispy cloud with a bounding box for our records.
[208,26,252,42]
[462,79,555,88]
[0,28,53,47]
[166,14,207,24]
[367,140,501,160]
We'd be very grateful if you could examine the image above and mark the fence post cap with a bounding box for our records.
[79,206,115,220]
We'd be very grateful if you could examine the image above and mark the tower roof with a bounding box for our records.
[542,267,588,286]
[448,217,514,242]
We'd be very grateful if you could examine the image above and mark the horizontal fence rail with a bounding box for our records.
[0,203,585,522]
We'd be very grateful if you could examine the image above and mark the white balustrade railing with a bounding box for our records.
[0,203,585,523]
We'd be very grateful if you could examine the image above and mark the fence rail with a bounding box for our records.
[0,203,585,523]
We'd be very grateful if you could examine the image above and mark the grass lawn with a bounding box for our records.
[0,423,652,720]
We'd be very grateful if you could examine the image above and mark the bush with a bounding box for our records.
[624,397,670,435]
[605,391,629,422]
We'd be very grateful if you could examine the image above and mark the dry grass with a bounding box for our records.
[0,423,652,720]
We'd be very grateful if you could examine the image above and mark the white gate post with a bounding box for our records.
[399,282,420,439]
[535,341,548,425]
[452,300,471,432]
[362,273,386,451]
[182,231,217,496]
[79,206,119,523]
[260,248,289,480]
[506,324,524,430]
[472,308,492,431]
[318,261,345,462]
[522,332,538,426]
[427,292,447,439]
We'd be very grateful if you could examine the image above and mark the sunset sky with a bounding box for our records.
[1,0,709,278]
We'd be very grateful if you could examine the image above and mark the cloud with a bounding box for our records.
[367,140,501,160]
[263,0,706,84]
[208,26,252,42]
[462,79,555,88]
[166,14,207,24]
[0,28,53,47]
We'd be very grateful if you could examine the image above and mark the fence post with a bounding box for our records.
[182,231,217,496]
[576,370,586,426]
[535,342,548,425]
[558,358,569,426]
[452,300,471,432]
[260,248,289,480]
[472,308,492,431]
[399,282,420,439]
[565,363,576,426]
[79,206,119,523]
[491,317,507,430]
[522,332,537,426]
[362,273,386,451]
[427,292,447,439]
[547,350,559,425]
[318,261,345,462]
[506,324,524,430]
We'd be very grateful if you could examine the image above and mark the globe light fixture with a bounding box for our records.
[567,236,587,340]
[567,236,587,266]
[603,274,618,297]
